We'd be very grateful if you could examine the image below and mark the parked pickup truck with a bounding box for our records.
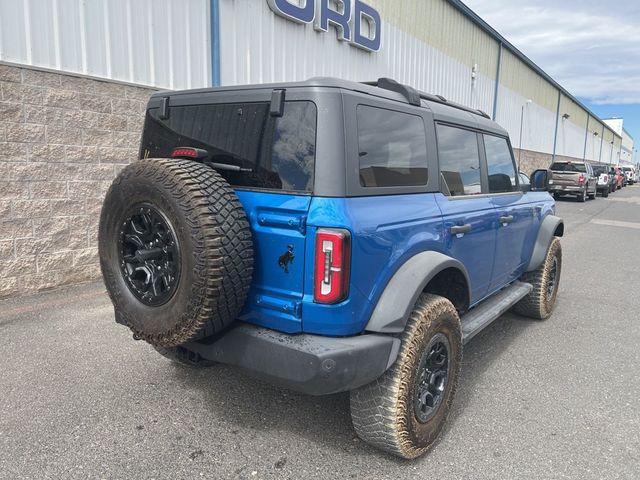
[98,77,564,459]
[548,160,597,202]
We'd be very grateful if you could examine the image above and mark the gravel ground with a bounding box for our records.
[1,186,639,480]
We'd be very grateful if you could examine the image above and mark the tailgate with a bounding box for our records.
[551,171,581,186]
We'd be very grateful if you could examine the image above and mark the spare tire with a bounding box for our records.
[98,158,253,347]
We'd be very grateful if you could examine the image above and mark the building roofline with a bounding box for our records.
[447,0,621,140]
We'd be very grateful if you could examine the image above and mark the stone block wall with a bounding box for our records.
[513,148,555,177]
[0,63,155,299]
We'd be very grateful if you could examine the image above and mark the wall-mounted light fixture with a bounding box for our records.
[562,113,570,120]
[593,132,599,136]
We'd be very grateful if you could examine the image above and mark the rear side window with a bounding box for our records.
[550,162,586,173]
[141,101,317,192]
[484,134,517,193]
[357,105,428,187]
[437,124,481,196]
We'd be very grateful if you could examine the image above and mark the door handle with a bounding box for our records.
[451,224,472,235]
[500,215,514,225]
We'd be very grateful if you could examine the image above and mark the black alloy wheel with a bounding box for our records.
[547,257,558,298]
[119,204,181,306]
[414,333,450,423]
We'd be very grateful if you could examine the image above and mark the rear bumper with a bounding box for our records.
[549,185,584,193]
[185,324,400,396]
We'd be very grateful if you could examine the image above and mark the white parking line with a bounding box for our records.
[591,219,640,230]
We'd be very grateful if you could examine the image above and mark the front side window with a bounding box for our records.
[484,134,517,193]
[357,105,428,188]
[437,124,481,196]
[141,101,317,192]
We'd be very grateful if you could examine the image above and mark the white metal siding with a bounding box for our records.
[218,0,495,114]
[0,0,210,89]
[496,85,556,155]
[556,119,587,160]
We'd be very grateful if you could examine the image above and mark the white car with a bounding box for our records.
[622,166,636,185]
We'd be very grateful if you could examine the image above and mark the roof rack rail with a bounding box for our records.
[361,78,421,107]
[363,77,491,120]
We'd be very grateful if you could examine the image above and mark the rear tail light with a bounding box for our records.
[578,174,585,185]
[314,228,351,304]
[171,147,208,160]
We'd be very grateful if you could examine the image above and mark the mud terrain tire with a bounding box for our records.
[99,158,253,347]
[350,294,462,459]
[513,237,562,320]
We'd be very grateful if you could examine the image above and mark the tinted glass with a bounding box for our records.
[550,162,586,173]
[141,101,316,192]
[593,166,607,175]
[437,125,481,196]
[484,134,517,193]
[357,105,428,187]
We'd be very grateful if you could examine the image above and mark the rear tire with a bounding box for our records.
[350,294,462,459]
[577,189,586,202]
[154,346,217,367]
[602,188,609,198]
[513,237,562,320]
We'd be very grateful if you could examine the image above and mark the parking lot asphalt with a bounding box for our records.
[1,187,640,480]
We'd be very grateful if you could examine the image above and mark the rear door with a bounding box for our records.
[435,123,497,305]
[482,134,535,292]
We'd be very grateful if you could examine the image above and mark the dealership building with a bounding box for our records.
[0,0,634,297]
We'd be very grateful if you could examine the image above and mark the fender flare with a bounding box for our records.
[365,251,470,333]
[526,214,564,272]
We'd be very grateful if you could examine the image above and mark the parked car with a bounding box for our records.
[611,167,625,189]
[592,166,612,197]
[622,166,635,185]
[548,160,597,202]
[98,77,564,459]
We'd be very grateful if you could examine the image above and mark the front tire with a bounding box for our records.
[513,237,562,320]
[350,294,462,459]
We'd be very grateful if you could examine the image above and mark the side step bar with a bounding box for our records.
[461,281,533,344]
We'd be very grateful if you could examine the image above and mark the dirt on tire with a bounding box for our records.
[513,237,562,320]
[350,294,462,459]
[98,158,253,347]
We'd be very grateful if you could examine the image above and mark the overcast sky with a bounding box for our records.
[464,0,640,106]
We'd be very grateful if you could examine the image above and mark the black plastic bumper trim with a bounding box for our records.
[185,324,400,396]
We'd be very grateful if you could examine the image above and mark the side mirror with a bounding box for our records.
[530,169,549,191]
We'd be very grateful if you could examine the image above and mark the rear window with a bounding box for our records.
[141,101,317,192]
[550,162,586,173]
[357,105,428,188]
[593,166,607,175]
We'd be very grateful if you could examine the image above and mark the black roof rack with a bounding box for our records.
[363,77,491,120]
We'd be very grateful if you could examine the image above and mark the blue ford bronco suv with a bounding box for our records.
[99,78,564,459]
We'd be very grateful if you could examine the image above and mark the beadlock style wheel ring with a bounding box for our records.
[414,333,450,424]
[118,203,181,306]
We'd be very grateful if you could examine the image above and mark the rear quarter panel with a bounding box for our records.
[303,193,444,336]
